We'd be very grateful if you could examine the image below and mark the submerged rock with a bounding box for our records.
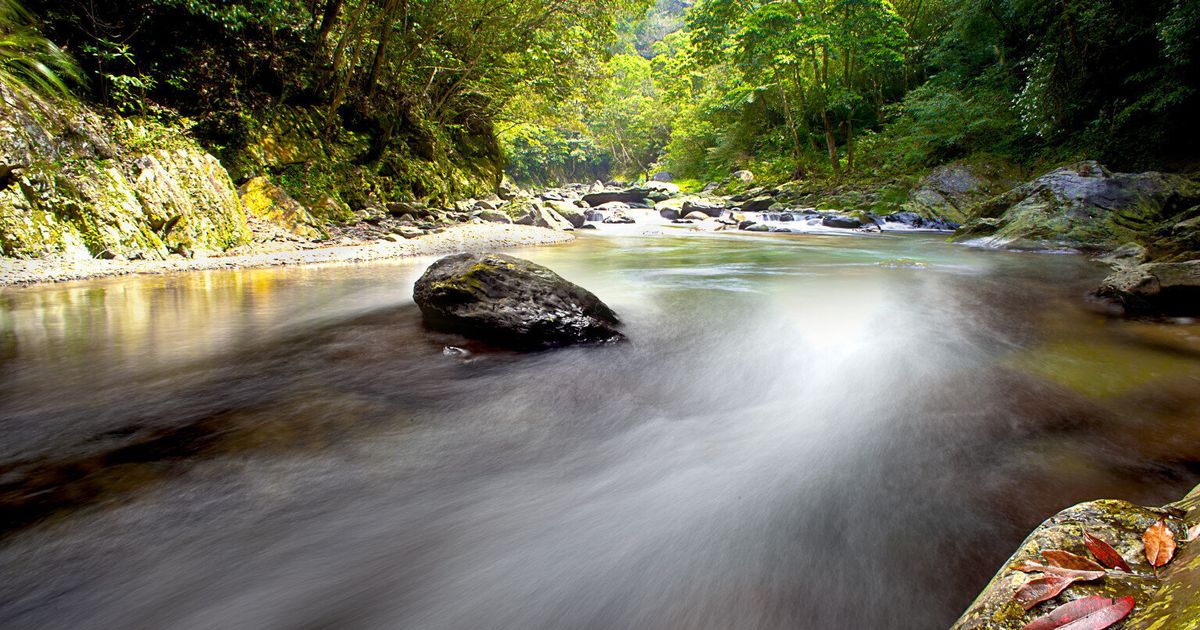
[413,253,624,350]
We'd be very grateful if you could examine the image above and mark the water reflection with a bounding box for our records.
[1,232,1198,629]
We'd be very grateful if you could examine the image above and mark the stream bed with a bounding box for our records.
[2,230,1200,629]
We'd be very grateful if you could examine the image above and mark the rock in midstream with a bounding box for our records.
[413,253,624,350]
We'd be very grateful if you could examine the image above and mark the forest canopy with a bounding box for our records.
[504,0,1200,186]
[9,0,1200,193]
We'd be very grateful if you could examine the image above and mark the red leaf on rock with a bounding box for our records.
[1015,575,1079,610]
[1041,550,1106,573]
[1012,560,1104,581]
[1144,519,1176,572]
[1056,595,1135,630]
[1084,531,1131,572]
[1022,596,1114,630]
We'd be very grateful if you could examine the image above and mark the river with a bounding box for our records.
[2,230,1200,629]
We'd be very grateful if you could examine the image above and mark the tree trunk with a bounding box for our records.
[844,119,855,173]
[820,47,840,175]
[366,0,404,97]
[317,0,344,42]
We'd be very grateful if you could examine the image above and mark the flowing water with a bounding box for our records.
[2,230,1200,629]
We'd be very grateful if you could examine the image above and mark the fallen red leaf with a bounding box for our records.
[1084,531,1131,572]
[1022,596,1114,630]
[1056,595,1135,629]
[1041,550,1106,573]
[1144,519,1176,572]
[1015,575,1079,610]
[1012,560,1104,581]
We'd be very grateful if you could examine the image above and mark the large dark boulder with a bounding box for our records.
[822,215,864,229]
[413,253,624,350]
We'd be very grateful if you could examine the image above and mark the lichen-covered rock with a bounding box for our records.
[238,176,325,239]
[955,162,1200,252]
[413,253,624,350]
[907,161,1023,223]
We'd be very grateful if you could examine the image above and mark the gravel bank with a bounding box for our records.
[0,224,575,287]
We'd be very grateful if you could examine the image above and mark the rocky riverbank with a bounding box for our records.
[0,223,573,286]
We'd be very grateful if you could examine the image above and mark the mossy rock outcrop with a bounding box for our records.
[0,87,250,259]
[906,160,1024,223]
[238,176,325,239]
[955,162,1200,252]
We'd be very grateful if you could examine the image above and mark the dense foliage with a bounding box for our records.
[505,0,1200,185]
[28,0,648,204]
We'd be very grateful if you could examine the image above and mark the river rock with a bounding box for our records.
[738,195,776,212]
[682,199,726,217]
[544,200,586,228]
[413,253,624,350]
[731,170,755,183]
[658,208,679,220]
[602,213,636,224]
[684,211,711,221]
[650,171,674,182]
[956,161,1200,251]
[582,190,650,206]
[476,209,511,224]
[822,215,864,229]
[1093,260,1200,316]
